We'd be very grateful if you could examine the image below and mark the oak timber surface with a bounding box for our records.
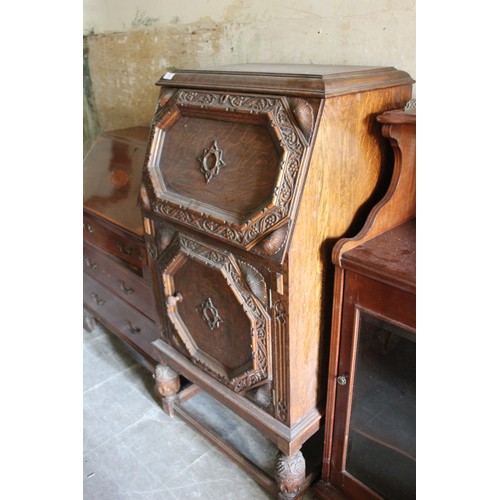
[341,219,416,292]
[158,114,280,221]
[83,126,149,235]
[157,64,414,98]
[287,85,411,425]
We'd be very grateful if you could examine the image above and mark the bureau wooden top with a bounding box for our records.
[341,218,416,293]
[156,64,413,98]
[83,127,149,236]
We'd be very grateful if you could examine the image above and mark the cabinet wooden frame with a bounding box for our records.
[328,271,415,499]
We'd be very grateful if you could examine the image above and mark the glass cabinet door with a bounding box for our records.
[334,311,416,499]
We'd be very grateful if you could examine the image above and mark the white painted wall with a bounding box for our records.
[84,0,415,81]
[83,0,415,148]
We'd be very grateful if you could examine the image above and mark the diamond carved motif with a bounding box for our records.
[199,297,223,330]
[197,140,227,183]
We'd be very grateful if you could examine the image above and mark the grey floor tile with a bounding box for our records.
[83,403,116,453]
[84,367,158,436]
[225,419,278,476]
[163,449,273,500]
[83,328,139,392]
[142,488,177,500]
[181,390,245,437]
[119,363,158,402]
[118,409,212,482]
[83,468,130,500]
[83,343,118,393]
[84,435,163,499]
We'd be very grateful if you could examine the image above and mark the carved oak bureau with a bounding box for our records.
[83,127,160,370]
[139,64,413,497]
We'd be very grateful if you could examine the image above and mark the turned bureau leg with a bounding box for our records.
[275,450,306,499]
[153,364,181,416]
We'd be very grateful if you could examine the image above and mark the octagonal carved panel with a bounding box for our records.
[157,233,271,393]
[142,89,313,251]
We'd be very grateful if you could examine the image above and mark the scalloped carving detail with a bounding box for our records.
[252,224,289,256]
[157,226,175,252]
[289,98,314,143]
[239,261,267,306]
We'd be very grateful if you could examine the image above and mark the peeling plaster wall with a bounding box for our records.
[83,0,415,154]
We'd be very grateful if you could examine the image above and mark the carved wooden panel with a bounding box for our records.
[142,89,315,251]
[157,232,272,393]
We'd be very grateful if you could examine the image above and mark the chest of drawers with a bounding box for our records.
[139,65,413,497]
[83,127,159,370]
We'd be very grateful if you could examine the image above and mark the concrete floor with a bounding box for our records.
[83,323,315,499]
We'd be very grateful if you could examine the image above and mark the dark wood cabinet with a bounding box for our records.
[139,65,414,497]
[316,105,416,499]
[83,127,160,371]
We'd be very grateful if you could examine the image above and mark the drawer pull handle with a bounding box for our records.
[84,256,98,270]
[85,223,95,234]
[116,241,134,256]
[200,297,223,330]
[197,140,227,183]
[337,374,348,386]
[124,320,141,335]
[91,293,105,306]
[167,292,183,308]
[119,280,134,295]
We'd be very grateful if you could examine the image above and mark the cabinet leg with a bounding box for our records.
[83,310,97,332]
[275,450,306,499]
[153,364,181,417]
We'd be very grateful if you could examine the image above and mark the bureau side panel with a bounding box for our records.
[287,85,412,426]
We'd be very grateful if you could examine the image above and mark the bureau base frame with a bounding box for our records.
[153,339,323,499]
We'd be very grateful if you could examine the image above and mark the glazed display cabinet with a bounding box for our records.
[316,105,416,499]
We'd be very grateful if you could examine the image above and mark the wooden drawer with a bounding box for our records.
[83,274,159,363]
[83,213,145,271]
[142,89,315,253]
[83,242,156,320]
